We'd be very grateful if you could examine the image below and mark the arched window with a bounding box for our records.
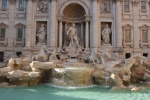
[1,0,7,11]
[18,0,25,11]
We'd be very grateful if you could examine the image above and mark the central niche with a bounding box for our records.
[63,4,85,18]
[62,3,86,47]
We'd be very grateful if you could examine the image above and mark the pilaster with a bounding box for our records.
[7,0,16,48]
[115,0,122,48]
[25,0,33,47]
[132,0,140,55]
[90,0,100,48]
[49,0,57,48]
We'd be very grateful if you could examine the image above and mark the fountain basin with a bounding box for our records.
[51,67,95,87]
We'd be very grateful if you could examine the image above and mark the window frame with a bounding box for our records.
[141,1,147,12]
[16,28,24,41]
[139,25,150,43]
[124,0,130,12]
[0,23,8,41]
[15,23,25,42]
[18,0,25,11]
[0,28,5,39]
[1,0,7,11]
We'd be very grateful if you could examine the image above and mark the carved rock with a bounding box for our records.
[30,61,64,71]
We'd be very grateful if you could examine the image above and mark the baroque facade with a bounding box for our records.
[0,0,150,62]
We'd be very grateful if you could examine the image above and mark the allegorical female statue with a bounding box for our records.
[102,24,111,44]
[36,24,46,45]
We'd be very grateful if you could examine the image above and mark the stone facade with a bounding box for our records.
[0,0,150,61]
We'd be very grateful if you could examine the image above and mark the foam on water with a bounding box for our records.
[48,83,96,90]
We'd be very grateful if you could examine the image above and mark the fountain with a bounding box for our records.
[0,24,150,93]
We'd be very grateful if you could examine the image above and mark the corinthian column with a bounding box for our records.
[49,0,57,48]
[115,0,122,48]
[90,0,100,48]
[25,0,33,47]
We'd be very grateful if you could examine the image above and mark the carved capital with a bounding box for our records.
[85,15,91,21]
[132,0,139,6]
[57,15,63,21]
[8,0,16,4]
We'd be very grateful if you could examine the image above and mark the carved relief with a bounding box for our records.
[132,0,139,6]
[8,0,16,4]
[37,1,48,13]
[100,0,111,14]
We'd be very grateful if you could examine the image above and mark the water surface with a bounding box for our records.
[0,84,149,100]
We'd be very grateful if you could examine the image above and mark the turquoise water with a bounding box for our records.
[0,84,150,100]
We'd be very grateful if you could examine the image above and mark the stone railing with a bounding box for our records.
[0,38,8,46]
[139,40,150,48]
[14,38,25,47]
[122,39,133,48]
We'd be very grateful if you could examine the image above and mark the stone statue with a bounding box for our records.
[32,45,49,62]
[36,24,46,45]
[102,24,111,44]
[67,23,81,48]
[63,23,84,58]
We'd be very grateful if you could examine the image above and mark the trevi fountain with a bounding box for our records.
[1,23,150,100]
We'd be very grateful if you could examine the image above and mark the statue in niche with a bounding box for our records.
[125,30,131,42]
[67,23,81,48]
[36,24,46,45]
[37,2,47,13]
[102,24,111,44]
[63,23,84,58]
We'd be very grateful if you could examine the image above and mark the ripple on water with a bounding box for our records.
[0,84,150,100]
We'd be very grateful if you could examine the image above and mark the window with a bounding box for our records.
[125,29,131,42]
[142,29,148,42]
[0,52,4,62]
[141,1,146,11]
[0,28,5,39]
[16,28,23,41]
[16,52,22,57]
[143,53,148,57]
[1,0,7,11]
[126,53,131,59]
[124,0,130,11]
[18,0,25,11]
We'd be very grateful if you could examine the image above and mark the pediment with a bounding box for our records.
[139,24,150,28]
[15,23,26,28]
[0,23,8,28]
[122,24,133,28]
